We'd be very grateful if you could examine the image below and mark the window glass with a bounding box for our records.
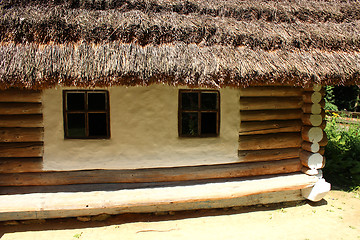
[181,92,198,110]
[201,92,218,110]
[67,113,86,137]
[181,112,198,136]
[201,112,217,134]
[89,113,108,136]
[66,92,85,110]
[88,92,106,110]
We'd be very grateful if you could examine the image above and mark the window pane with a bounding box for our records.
[89,113,108,137]
[67,113,86,137]
[67,93,85,110]
[182,112,198,136]
[201,92,218,110]
[181,92,198,110]
[201,112,217,134]
[88,92,106,110]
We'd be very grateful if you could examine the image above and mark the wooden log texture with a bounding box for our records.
[0,158,42,173]
[0,115,43,127]
[319,134,328,146]
[303,84,322,92]
[0,159,302,186]
[302,126,324,143]
[301,166,319,176]
[302,91,324,104]
[302,113,324,127]
[0,90,42,102]
[239,120,301,135]
[238,148,300,162]
[0,143,43,158]
[239,87,302,97]
[302,101,325,114]
[0,103,42,115]
[239,133,302,151]
[300,150,324,169]
[240,97,302,111]
[241,109,302,121]
[301,141,320,153]
[0,128,43,142]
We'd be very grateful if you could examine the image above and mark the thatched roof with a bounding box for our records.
[1,0,360,89]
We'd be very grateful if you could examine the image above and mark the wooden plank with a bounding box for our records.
[239,120,301,135]
[0,128,43,142]
[240,97,302,111]
[0,159,302,186]
[239,87,302,97]
[0,103,42,115]
[0,115,43,127]
[0,158,42,173]
[0,89,41,102]
[0,173,317,221]
[0,143,43,158]
[241,109,302,121]
[238,148,300,162]
[238,133,302,151]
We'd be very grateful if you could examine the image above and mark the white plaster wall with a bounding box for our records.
[42,85,240,170]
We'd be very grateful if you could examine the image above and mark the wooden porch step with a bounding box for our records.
[0,173,318,221]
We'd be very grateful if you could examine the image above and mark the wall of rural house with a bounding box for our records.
[42,85,240,170]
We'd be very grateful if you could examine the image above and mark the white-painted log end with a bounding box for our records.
[301,178,331,202]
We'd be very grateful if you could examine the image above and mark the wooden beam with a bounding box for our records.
[0,142,43,158]
[238,148,300,162]
[239,120,301,135]
[240,97,302,111]
[300,150,324,169]
[241,109,302,121]
[239,87,302,97]
[0,103,42,115]
[0,159,302,186]
[301,141,320,153]
[238,133,302,151]
[0,173,317,221]
[302,113,324,127]
[301,126,323,143]
[0,158,42,173]
[0,128,43,142]
[302,91,324,104]
[0,115,43,127]
[302,101,325,114]
[0,90,41,103]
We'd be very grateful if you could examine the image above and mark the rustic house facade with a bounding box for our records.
[1,0,359,220]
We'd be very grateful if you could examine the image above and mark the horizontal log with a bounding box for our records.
[302,126,323,142]
[240,97,302,111]
[0,103,42,115]
[241,109,302,121]
[238,148,300,162]
[319,134,328,146]
[0,128,43,142]
[0,90,41,103]
[302,91,324,104]
[0,159,302,186]
[301,166,319,176]
[239,87,302,97]
[318,147,325,155]
[0,115,43,127]
[239,133,302,151]
[239,120,301,135]
[300,150,324,169]
[0,142,43,158]
[0,158,42,173]
[302,101,325,114]
[302,113,324,127]
[303,84,322,92]
[301,141,320,153]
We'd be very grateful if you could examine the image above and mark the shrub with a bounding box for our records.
[324,114,360,189]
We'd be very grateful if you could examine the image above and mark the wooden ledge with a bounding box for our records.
[0,173,318,221]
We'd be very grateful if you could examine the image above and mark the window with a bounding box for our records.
[63,90,110,139]
[178,90,220,137]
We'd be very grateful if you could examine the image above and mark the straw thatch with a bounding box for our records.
[1,0,360,89]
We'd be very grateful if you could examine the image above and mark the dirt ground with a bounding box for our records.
[1,190,359,240]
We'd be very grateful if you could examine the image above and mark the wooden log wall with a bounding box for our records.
[300,85,327,175]
[239,87,303,166]
[0,89,43,174]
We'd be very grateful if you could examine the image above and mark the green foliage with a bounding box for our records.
[324,86,338,111]
[324,115,360,189]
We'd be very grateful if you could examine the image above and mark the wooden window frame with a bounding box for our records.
[63,90,110,139]
[178,89,220,137]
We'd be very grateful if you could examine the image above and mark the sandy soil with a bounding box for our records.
[1,190,359,240]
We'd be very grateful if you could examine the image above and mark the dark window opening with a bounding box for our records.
[63,90,110,139]
[179,90,220,137]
